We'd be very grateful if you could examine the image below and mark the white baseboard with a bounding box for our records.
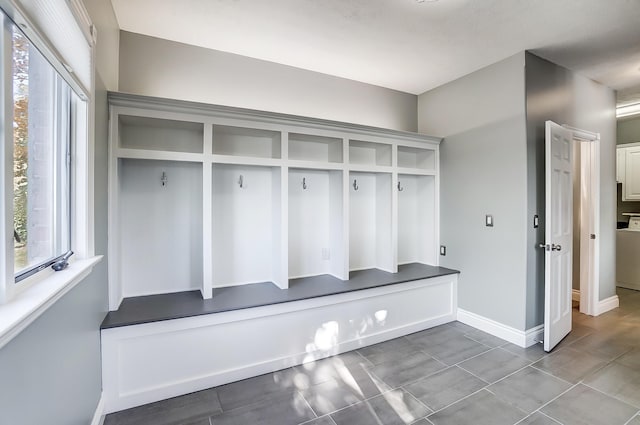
[595,295,619,316]
[572,289,580,302]
[457,308,543,348]
[90,393,105,425]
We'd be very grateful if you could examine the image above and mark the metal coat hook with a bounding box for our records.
[302,177,307,190]
[353,179,359,191]
[397,181,403,192]
[161,171,168,187]
[238,175,244,188]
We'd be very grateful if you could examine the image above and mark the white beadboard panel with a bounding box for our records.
[102,274,457,413]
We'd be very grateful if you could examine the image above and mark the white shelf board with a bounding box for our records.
[116,148,204,163]
[348,164,394,174]
[286,160,345,171]
[396,167,436,176]
[211,154,282,168]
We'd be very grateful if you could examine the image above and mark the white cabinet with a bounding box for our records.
[621,144,640,201]
[108,93,441,310]
[617,147,626,183]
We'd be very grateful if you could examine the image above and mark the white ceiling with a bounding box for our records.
[111,0,640,104]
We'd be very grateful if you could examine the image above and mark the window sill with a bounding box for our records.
[0,256,103,350]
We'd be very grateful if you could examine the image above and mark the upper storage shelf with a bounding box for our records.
[288,133,343,164]
[213,125,281,159]
[349,140,392,167]
[119,115,204,154]
[397,145,436,172]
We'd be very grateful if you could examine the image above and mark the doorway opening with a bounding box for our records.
[570,127,600,317]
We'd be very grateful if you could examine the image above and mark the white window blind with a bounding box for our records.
[8,0,93,94]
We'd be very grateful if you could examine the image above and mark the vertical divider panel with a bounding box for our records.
[342,139,350,279]
[328,168,346,280]
[108,107,122,310]
[278,132,289,288]
[391,144,399,273]
[434,147,440,266]
[202,122,213,299]
[376,173,393,272]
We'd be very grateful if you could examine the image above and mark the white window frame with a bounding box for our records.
[0,0,100,350]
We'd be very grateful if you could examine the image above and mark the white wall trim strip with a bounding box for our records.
[595,295,619,316]
[457,308,543,348]
[0,256,102,350]
[90,392,105,425]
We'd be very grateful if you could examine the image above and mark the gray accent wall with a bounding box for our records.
[0,75,110,425]
[118,31,418,132]
[525,52,617,327]
[418,52,529,331]
[418,51,616,332]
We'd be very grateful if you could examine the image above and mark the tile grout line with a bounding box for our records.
[451,364,491,385]
[580,380,640,412]
[425,386,489,416]
[525,382,580,420]
[298,389,320,420]
[528,363,579,386]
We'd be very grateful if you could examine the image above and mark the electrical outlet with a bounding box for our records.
[440,245,446,256]
[486,214,494,227]
[322,248,330,260]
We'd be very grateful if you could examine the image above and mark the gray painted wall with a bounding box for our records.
[118,31,418,132]
[618,116,640,145]
[0,76,110,425]
[418,51,616,332]
[525,52,617,327]
[418,53,529,331]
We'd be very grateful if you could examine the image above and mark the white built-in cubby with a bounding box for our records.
[349,172,393,273]
[288,168,346,280]
[108,93,441,310]
[211,164,284,288]
[288,132,343,164]
[398,174,437,265]
[118,115,204,154]
[212,125,281,160]
[117,159,204,298]
[349,140,392,168]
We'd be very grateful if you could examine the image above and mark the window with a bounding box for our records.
[0,0,95,344]
[11,24,73,281]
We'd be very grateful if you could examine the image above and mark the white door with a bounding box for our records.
[543,121,573,352]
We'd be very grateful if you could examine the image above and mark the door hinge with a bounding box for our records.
[590,234,596,240]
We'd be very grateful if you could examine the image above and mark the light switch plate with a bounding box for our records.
[486,215,493,227]
[440,245,446,256]
[534,215,539,228]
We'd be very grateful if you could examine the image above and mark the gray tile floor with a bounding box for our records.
[104,288,640,425]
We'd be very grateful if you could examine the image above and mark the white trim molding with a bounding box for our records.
[595,295,619,316]
[0,256,102,350]
[457,308,543,348]
[90,393,105,425]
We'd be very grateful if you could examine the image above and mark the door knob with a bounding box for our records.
[538,243,550,251]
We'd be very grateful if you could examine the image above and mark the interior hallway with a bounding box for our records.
[104,288,640,425]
